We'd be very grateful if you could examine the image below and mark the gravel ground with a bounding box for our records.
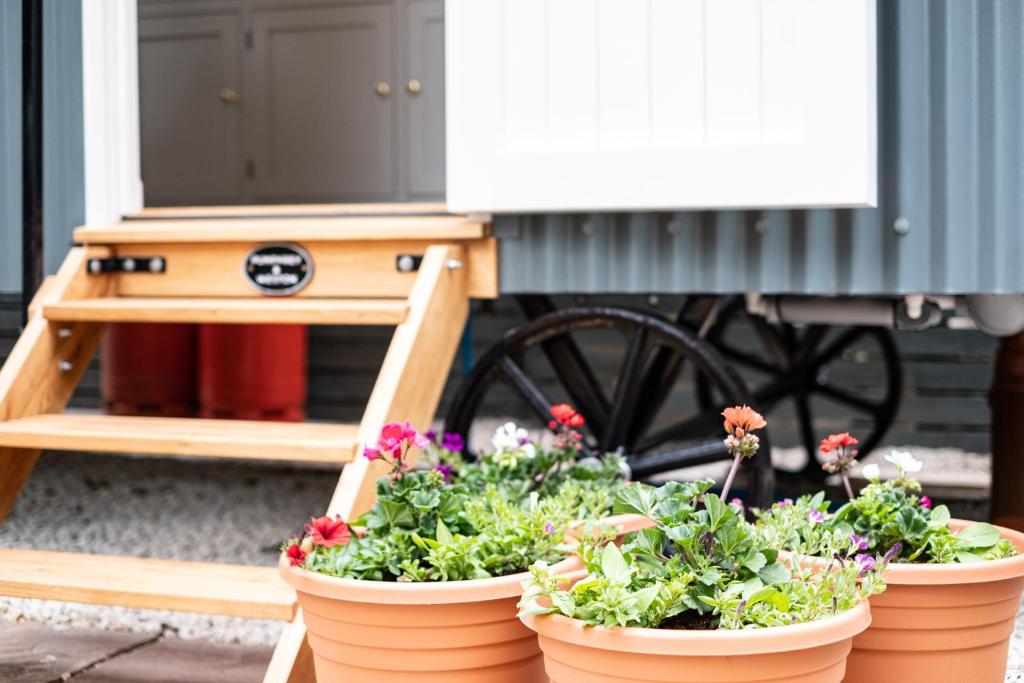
[0,441,1020,677]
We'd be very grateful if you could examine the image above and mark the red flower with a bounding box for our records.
[919,495,932,510]
[819,432,859,453]
[305,515,351,548]
[550,404,585,428]
[721,405,766,436]
[285,542,307,567]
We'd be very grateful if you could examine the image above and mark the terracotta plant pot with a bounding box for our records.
[843,519,1024,683]
[569,513,655,543]
[280,555,580,682]
[519,577,872,683]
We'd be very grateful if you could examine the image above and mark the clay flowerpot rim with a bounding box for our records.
[569,513,655,534]
[519,595,871,656]
[280,554,581,605]
[881,518,1024,585]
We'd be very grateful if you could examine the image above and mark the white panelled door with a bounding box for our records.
[445,0,877,213]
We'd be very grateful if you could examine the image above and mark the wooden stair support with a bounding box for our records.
[264,244,471,683]
[44,297,409,325]
[0,549,296,620]
[0,414,357,462]
[0,248,110,520]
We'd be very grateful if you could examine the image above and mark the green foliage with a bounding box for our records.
[754,482,1018,564]
[522,481,883,630]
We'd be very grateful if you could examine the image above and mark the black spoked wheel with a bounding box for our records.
[443,305,774,508]
[690,296,902,480]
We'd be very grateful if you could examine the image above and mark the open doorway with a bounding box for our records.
[137,0,444,206]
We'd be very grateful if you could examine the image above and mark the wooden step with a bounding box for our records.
[74,213,489,244]
[0,548,296,620]
[128,201,449,219]
[43,297,408,325]
[0,414,357,462]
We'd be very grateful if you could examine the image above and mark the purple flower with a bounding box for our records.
[778,498,793,508]
[849,534,869,551]
[736,599,747,614]
[729,497,744,509]
[441,432,465,452]
[544,522,556,535]
[433,464,454,481]
[882,542,903,565]
[854,554,876,577]
[424,429,439,444]
[807,510,825,524]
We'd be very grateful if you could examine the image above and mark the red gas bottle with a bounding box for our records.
[198,324,308,421]
[101,323,198,417]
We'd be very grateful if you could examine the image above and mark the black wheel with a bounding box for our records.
[443,305,774,508]
[690,296,902,479]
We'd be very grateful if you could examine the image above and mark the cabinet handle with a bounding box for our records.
[375,81,391,97]
[220,88,238,104]
[407,79,422,95]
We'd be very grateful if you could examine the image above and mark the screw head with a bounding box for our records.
[396,255,416,272]
[893,217,910,235]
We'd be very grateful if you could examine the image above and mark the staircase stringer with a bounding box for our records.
[0,248,112,520]
[263,243,471,683]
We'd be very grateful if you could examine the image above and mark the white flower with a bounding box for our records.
[492,421,529,452]
[521,442,537,459]
[862,463,881,481]
[885,449,923,474]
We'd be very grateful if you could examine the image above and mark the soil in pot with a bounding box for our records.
[844,519,1024,683]
[281,555,581,682]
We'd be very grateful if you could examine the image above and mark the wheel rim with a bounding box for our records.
[444,306,774,507]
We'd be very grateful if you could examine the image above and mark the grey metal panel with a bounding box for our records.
[496,0,1024,296]
[43,0,85,276]
[0,0,21,294]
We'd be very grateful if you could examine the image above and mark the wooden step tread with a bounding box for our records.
[0,548,296,620]
[74,214,488,244]
[0,414,358,462]
[43,297,408,325]
[128,201,449,219]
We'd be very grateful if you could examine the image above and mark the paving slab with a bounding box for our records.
[0,621,156,682]
[73,637,271,683]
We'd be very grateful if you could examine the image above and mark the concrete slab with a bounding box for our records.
[73,638,271,683]
[0,621,155,682]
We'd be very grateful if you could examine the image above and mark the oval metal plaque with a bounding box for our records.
[243,243,314,296]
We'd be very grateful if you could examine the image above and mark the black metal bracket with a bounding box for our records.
[87,257,166,275]
[395,254,423,273]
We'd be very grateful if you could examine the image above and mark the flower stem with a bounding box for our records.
[720,453,743,502]
[841,472,854,500]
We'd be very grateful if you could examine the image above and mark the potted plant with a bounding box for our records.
[279,415,626,682]
[755,435,1024,683]
[518,407,886,683]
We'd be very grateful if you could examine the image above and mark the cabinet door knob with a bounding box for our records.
[407,79,422,95]
[375,81,391,97]
[220,88,238,104]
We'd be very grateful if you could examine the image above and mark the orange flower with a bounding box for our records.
[819,432,859,453]
[721,405,766,436]
[305,515,352,548]
[550,403,585,428]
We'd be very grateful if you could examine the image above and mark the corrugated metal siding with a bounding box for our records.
[0,0,84,295]
[496,0,1024,296]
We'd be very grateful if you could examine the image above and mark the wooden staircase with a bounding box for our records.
[0,203,496,683]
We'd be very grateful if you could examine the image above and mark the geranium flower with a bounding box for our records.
[819,432,859,453]
[493,422,530,452]
[807,510,825,524]
[850,533,869,551]
[305,515,351,548]
[919,495,932,510]
[885,449,923,474]
[550,403,585,428]
[861,463,881,481]
[285,542,307,566]
[721,405,766,436]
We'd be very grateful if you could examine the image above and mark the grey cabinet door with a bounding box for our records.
[139,13,242,205]
[246,4,394,203]
[400,0,445,199]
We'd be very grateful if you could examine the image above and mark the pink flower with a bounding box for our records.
[721,405,766,436]
[854,553,876,577]
[285,542,306,567]
[363,445,381,461]
[850,533,869,551]
[807,510,825,524]
[919,495,932,510]
[305,515,351,548]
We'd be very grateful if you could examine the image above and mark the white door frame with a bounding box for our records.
[81,0,143,227]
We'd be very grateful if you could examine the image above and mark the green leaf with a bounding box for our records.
[809,491,826,509]
[367,499,415,529]
[704,494,728,530]
[601,542,631,583]
[929,504,951,527]
[435,517,454,545]
[743,552,767,574]
[956,523,1001,549]
[955,551,984,564]
[631,584,661,614]
[741,576,764,601]
[550,592,576,617]
[613,484,658,518]
[698,568,722,586]
[757,562,791,585]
